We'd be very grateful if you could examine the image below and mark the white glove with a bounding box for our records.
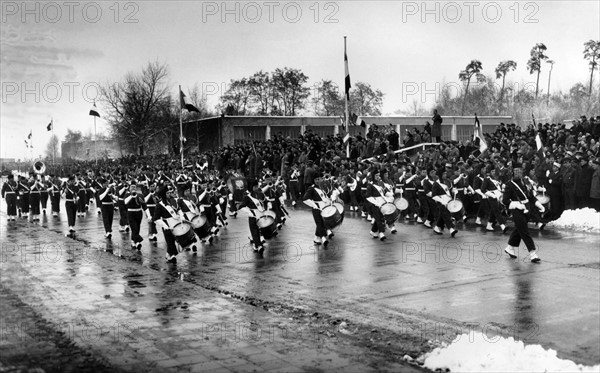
[549,179,552,184]
[509,201,525,210]
[219,197,225,205]
[331,190,340,201]
[546,170,550,177]
[267,202,273,210]
[535,201,545,213]
[452,188,458,194]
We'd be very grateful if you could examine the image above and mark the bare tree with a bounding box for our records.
[44,134,60,160]
[350,81,384,116]
[271,67,311,116]
[583,40,600,95]
[101,60,173,155]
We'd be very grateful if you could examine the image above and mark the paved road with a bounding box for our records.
[1,201,599,371]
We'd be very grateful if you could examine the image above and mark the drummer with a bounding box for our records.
[152,185,181,263]
[451,162,471,223]
[238,183,267,253]
[431,168,458,237]
[302,175,332,246]
[365,170,393,241]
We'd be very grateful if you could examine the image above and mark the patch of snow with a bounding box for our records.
[547,208,600,232]
[420,332,600,372]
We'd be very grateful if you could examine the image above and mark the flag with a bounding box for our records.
[344,47,351,101]
[473,115,488,153]
[28,130,32,140]
[180,89,200,113]
[343,132,351,144]
[360,119,366,128]
[535,132,545,160]
[47,119,53,131]
[89,102,100,117]
[350,113,358,126]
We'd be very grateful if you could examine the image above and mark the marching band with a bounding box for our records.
[1,152,590,265]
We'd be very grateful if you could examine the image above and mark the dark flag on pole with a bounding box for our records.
[28,130,32,140]
[47,119,53,131]
[89,102,100,117]
[180,89,200,113]
[344,49,351,101]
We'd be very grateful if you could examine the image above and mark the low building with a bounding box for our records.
[187,115,512,152]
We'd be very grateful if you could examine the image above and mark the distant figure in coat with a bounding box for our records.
[432,109,443,142]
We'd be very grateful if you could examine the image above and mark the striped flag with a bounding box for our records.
[47,119,53,131]
[344,47,351,101]
[343,132,351,144]
[180,89,200,113]
[535,132,545,160]
[89,102,100,117]
[473,115,488,153]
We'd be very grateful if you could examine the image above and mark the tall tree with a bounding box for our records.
[583,40,600,95]
[220,78,252,115]
[495,60,517,108]
[101,61,173,155]
[248,71,277,115]
[350,81,384,116]
[44,134,60,160]
[312,79,344,116]
[271,67,311,116]
[64,129,82,143]
[459,59,485,115]
[526,43,548,99]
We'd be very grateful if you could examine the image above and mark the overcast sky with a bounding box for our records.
[1,0,599,159]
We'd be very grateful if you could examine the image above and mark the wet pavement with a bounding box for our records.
[1,201,599,371]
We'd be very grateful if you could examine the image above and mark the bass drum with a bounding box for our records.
[172,222,197,250]
[321,205,343,229]
[227,174,247,204]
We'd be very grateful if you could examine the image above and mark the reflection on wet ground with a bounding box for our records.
[1,203,599,369]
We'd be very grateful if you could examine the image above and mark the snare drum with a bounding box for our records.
[333,202,345,224]
[380,202,399,225]
[447,199,464,213]
[536,195,550,216]
[321,205,343,229]
[172,222,196,249]
[256,214,277,239]
[393,197,408,211]
[190,214,211,238]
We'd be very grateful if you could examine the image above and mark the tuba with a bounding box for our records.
[33,161,46,175]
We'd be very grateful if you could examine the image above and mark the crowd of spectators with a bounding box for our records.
[5,114,600,212]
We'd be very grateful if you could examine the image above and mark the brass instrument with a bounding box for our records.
[33,161,46,175]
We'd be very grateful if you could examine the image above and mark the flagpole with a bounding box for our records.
[179,85,184,168]
[52,119,55,166]
[94,114,97,164]
[344,36,350,159]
